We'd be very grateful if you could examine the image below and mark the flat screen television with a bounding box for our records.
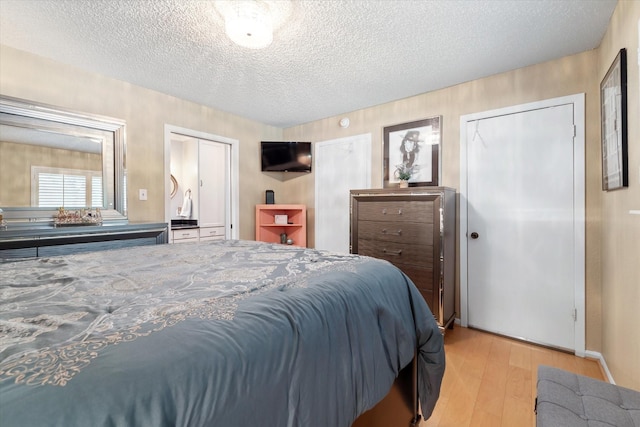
[261,141,312,172]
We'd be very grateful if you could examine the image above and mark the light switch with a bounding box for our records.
[139,189,148,201]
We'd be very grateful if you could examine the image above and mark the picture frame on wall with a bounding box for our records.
[383,116,442,188]
[600,48,628,191]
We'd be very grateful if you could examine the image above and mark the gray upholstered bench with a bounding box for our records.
[536,365,640,427]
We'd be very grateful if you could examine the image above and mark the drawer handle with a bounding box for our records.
[382,248,402,256]
[181,233,191,237]
[381,208,402,215]
[381,229,402,236]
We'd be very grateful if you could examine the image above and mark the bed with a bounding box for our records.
[0,239,445,426]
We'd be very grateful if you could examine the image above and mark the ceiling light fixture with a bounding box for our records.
[223,1,273,49]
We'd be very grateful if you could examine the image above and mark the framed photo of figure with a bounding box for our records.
[600,48,628,191]
[383,116,442,188]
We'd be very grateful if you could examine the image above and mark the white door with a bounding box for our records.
[199,140,230,231]
[315,134,371,253]
[460,95,585,353]
[165,125,240,240]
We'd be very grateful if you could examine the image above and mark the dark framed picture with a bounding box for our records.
[600,48,628,191]
[383,116,442,188]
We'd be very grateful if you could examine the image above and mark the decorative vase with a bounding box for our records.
[399,180,409,188]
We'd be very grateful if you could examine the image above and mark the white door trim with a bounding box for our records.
[459,93,585,356]
[164,124,239,239]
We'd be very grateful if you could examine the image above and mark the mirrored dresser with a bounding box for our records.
[0,222,168,260]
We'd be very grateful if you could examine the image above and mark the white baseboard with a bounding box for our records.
[454,318,616,384]
[585,350,615,384]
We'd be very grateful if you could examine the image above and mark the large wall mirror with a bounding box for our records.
[0,95,127,224]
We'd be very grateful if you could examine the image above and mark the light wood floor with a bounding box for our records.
[422,326,604,427]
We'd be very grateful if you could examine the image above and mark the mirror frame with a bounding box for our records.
[0,95,127,224]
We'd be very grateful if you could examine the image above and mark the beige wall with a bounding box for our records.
[0,0,637,389]
[0,44,283,239]
[596,0,640,390]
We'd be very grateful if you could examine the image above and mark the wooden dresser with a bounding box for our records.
[350,188,456,330]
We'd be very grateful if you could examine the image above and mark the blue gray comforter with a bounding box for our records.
[0,239,444,426]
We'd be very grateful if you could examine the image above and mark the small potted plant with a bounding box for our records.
[395,163,413,187]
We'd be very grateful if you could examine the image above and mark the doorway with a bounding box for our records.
[315,134,371,253]
[164,124,239,239]
[459,94,585,355]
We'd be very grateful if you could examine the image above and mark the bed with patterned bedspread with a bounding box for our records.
[0,239,444,426]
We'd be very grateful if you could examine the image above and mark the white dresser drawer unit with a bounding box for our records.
[199,227,225,241]
[172,228,199,243]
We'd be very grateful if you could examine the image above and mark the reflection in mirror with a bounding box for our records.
[170,174,178,199]
[0,96,127,225]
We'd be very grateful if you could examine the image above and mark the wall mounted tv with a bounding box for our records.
[261,141,312,172]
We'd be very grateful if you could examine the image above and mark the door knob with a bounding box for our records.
[470,232,479,239]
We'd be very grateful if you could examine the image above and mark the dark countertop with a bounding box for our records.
[170,219,198,230]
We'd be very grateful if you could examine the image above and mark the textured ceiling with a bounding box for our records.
[0,0,618,128]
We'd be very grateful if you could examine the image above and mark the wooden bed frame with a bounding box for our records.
[352,355,420,427]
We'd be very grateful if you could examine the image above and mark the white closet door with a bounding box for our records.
[199,140,229,229]
[315,134,371,253]
[466,103,577,351]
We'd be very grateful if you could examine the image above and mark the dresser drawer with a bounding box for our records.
[199,235,225,242]
[0,247,37,259]
[200,227,225,240]
[172,228,199,241]
[357,201,434,223]
[397,264,437,315]
[357,239,433,268]
[358,220,433,244]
